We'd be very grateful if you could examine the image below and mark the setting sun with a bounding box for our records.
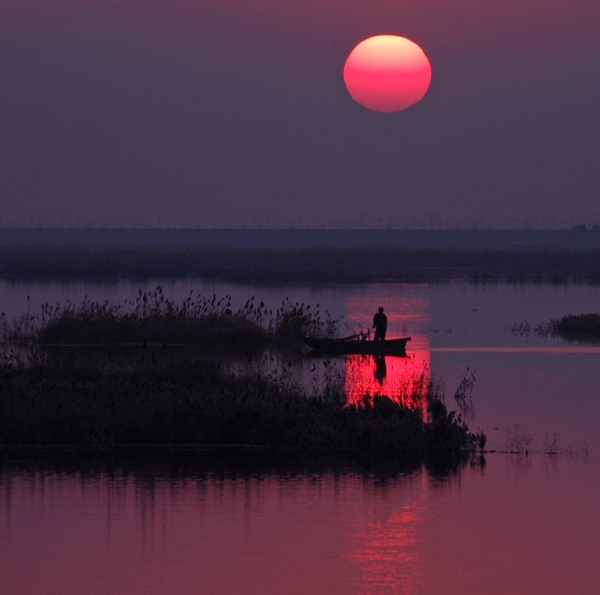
[344,35,432,113]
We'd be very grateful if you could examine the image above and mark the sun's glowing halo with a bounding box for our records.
[344,35,432,113]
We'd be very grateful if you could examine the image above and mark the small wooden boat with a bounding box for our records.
[302,336,411,355]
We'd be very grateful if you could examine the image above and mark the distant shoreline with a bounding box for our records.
[1,228,600,284]
[2,227,600,250]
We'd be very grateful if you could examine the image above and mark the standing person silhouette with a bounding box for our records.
[372,307,388,341]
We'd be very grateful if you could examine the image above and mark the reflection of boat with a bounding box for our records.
[373,354,387,382]
[302,336,411,354]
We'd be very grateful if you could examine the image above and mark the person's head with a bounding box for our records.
[378,307,384,313]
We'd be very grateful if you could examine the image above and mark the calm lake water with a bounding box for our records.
[2,279,600,593]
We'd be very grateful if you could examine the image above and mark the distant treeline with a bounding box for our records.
[2,245,600,283]
[2,228,600,250]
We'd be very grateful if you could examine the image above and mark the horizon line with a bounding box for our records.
[0,226,596,233]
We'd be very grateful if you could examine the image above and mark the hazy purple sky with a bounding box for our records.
[1,0,599,228]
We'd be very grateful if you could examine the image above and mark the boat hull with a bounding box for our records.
[302,337,411,355]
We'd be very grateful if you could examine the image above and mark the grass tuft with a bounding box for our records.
[537,313,600,342]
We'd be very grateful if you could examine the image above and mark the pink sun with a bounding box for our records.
[344,35,432,113]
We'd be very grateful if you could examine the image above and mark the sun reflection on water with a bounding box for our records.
[343,293,431,414]
[346,481,427,595]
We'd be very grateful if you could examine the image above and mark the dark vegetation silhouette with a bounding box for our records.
[0,289,339,347]
[0,345,483,454]
[0,293,484,455]
[3,245,600,283]
[547,314,600,341]
[509,313,600,343]
[535,314,600,342]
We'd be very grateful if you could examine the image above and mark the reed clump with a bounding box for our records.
[2,289,338,347]
[0,346,483,455]
[535,313,600,342]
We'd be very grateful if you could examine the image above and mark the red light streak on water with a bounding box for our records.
[344,296,431,414]
[347,502,425,594]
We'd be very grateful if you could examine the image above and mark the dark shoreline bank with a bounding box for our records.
[2,228,600,284]
[3,228,600,250]
[2,245,600,284]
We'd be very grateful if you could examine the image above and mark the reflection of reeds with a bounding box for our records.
[506,424,532,455]
[502,426,588,457]
[0,446,484,483]
[0,346,484,455]
[454,367,476,413]
[543,430,559,455]
[507,321,531,339]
